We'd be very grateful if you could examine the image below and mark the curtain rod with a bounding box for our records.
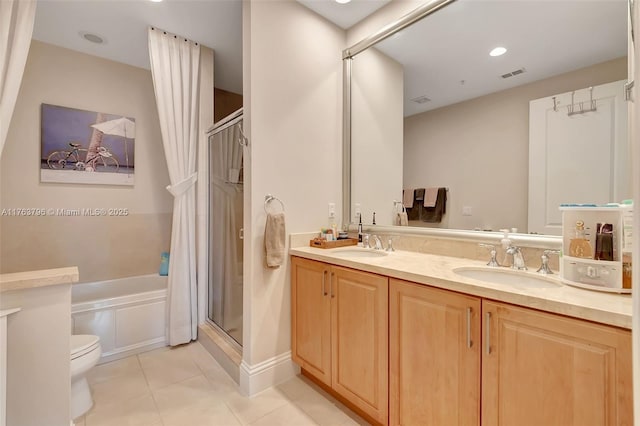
[149,26,198,46]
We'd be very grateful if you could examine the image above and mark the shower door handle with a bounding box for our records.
[239,228,244,240]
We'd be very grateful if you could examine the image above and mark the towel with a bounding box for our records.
[402,188,414,208]
[422,187,447,223]
[406,188,425,221]
[423,187,439,207]
[395,211,409,226]
[265,212,285,268]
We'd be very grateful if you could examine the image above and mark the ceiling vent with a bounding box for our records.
[411,95,431,104]
[501,68,526,79]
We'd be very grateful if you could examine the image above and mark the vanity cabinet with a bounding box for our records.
[482,301,632,426]
[291,257,389,424]
[389,281,632,426]
[389,279,481,426]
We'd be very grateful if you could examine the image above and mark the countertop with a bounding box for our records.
[290,246,632,329]
[0,266,79,293]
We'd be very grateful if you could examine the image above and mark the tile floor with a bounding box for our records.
[73,342,368,426]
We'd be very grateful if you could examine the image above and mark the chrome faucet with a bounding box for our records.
[479,243,501,267]
[505,245,527,270]
[537,249,560,275]
[370,235,383,250]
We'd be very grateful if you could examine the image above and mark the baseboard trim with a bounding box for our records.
[239,351,300,396]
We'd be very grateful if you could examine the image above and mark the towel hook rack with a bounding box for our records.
[264,194,285,214]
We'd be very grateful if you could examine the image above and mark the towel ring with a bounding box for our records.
[264,194,285,214]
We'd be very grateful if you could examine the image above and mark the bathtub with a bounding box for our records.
[72,274,168,364]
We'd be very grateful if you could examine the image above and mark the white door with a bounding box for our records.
[528,79,629,235]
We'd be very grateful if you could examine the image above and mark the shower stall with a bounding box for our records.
[207,108,244,346]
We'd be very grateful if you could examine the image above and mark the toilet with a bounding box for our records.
[70,335,101,419]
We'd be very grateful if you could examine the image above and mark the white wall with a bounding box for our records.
[241,0,344,392]
[403,57,627,232]
[0,41,173,282]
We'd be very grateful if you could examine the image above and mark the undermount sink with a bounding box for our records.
[331,248,388,259]
[453,267,562,289]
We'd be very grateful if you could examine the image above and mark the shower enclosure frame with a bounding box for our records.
[206,107,244,351]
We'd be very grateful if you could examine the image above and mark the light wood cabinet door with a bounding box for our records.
[389,279,481,426]
[482,301,632,426]
[331,266,389,424]
[291,257,332,386]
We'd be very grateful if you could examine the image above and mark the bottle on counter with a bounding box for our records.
[569,220,593,259]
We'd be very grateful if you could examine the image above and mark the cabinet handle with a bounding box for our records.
[330,272,335,298]
[322,270,328,296]
[466,307,473,348]
[485,312,491,355]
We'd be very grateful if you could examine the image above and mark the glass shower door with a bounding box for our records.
[208,114,243,346]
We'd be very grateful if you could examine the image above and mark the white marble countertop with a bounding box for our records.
[290,246,632,329]
[0,266,79,293]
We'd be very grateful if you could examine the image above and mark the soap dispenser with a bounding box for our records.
[569,220,593,259]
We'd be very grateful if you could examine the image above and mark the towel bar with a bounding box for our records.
[264,194,285,213]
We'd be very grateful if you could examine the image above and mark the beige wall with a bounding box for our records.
[403,57,627,232]
[243,0,344,370]
[0,41,173,283]
[351,47,404,225]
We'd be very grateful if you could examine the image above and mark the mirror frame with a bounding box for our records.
[341,0,576,248]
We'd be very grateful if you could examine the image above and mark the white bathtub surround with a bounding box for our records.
[72,275,168,363]
[148,27,200,346]
[0,0,36,158]
[0,267,78,426]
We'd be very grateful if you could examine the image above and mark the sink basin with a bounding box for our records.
[453,267,561,289]
[331,248,388,259]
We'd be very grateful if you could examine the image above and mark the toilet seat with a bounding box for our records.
[71,334,100,360]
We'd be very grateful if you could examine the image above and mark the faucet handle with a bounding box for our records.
[479,243,501,267]
[385,239,395,252]
[537,249,560,275]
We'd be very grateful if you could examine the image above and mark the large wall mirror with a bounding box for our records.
[344,0,631,237]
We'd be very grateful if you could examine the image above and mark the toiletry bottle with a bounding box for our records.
[357,215,363,246]
[569,220,593,259]
[622,254,632,289]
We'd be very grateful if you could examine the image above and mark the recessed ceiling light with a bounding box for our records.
[335,0,351,4]
[150,0,163,2]
[79,32,105,44]
[489,47,507,57]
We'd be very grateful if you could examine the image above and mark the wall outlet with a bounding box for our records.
[462,206,473,216]
[354,203,361,221]
[328,202,336,218]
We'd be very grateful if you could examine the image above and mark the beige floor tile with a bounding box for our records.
[85,394,161,426]
[248,402,318,426]
[202,366,241,401]
[90,369,151,406]
[292,390,359,426]
[187,341,225,372]
[152,375,221,414]
[160,398,242,426]
[139,344,202,389]
[276,375,326,402]
[225,387,291,425]
[88,356,142,385]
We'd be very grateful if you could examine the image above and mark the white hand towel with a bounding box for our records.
[265,212,285,268]
[424,187,439,207]
[403,188,414,208]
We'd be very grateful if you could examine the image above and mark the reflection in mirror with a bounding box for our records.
[349,0,629,235]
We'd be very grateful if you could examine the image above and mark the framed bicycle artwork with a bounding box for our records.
[40,104,135,186]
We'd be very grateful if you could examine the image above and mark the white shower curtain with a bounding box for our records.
[0,0,36,159]
[148,27,200,345]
